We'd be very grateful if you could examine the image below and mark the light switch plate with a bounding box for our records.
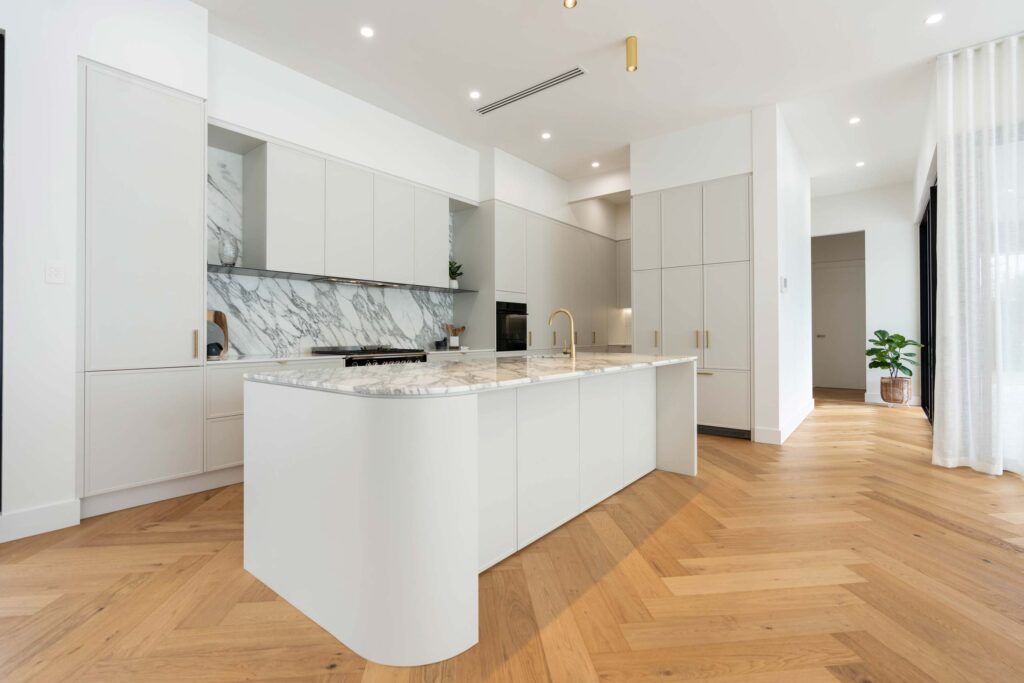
[45,260,67,284]
[779,275,788,293]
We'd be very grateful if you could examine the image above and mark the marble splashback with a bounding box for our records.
[206,145,453,355]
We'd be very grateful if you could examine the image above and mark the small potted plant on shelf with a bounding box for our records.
[449,260,463,289]
[866,329,922,405]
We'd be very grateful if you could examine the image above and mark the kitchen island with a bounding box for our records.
[243,353,698,666]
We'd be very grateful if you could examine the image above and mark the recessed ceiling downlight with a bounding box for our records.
[849,116,862,125]
[469,90,481,100]
[360,26,374,38]
[541,132,552,140]
[856,161,866,168]
[591,161,601,168]
[925,13,944,25]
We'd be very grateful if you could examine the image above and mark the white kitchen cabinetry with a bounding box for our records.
[414,188,450,288]
[623,369,657,484]
[85,368,205,495]
[703,262,750,370]
[632,269,662,355]
[632,192,662,270]
[84,63,205,372]
[244,143,327,276]
[702,175,750,264]
[478,390,517,570]
[373,175,415,284]
[494,203,527,294]
[661,184,702,268]
[569,228,592,348]
[580,374,625,508]
[662,266,703,364]
[206,417,244,471]
[516,381,580,547]
[325,161,374,281]
[698,370,751,431]
[589,234,616,347]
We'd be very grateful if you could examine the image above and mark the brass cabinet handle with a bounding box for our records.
[654,330,659,348]
[695,329,701,348]
[193,329,199,359]
[705,330,710,348]
[553,331,557,347]
[528,331,533,346]
[574,330,578,344]
[592,331,596,345]
[697,371,714,376]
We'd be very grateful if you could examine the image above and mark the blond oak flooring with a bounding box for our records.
[2,396,1024,681]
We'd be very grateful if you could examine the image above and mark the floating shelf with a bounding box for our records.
[207,264,479,294]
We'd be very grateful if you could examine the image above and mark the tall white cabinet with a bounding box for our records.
[82,62,207,496]
[631,173,752,436]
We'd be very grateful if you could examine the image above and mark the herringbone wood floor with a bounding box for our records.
[2,397,1023,682]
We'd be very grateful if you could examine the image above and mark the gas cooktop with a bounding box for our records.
[311,345,424,355]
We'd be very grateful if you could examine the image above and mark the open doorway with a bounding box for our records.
[812,232,865,402]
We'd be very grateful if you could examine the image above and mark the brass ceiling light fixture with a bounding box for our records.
[626,35,638,72]
[564,0,577,8]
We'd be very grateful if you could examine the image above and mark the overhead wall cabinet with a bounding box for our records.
[325,161,374,280]
[372,175,415,284]
[631,173,753,436]
[413,188,451,288]
[82,61,208,501]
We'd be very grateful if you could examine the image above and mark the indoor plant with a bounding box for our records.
[449,260,463,289]
[866,329,921,405]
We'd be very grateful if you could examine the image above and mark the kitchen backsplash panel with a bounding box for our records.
[206,145,453,355]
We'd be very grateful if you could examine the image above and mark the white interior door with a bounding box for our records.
[812,261,866,389]
[662,266,703,365]
[703,262,750,370]
[661,184,702,267]
[325,161,373,280]
[632,269,662,355]
[702,175,750,264]
[84,64,205,371]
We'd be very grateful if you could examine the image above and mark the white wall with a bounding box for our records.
[630,112,752,195]
[484,148,577,225]
[568,169,630,203]
[614,203,631,241]
[568,198,617,239]
[812,183,921,405]
[0,0,208,542]
[912,87,937,223]
[208,36,479,202]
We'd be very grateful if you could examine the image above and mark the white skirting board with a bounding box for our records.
[753,398,816,445]
[0,498,81,544]
[81,466,244,518]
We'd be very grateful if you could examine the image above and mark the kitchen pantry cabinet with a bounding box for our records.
[414,188,451,288]
[373,175,416,284]
[588,233,617,347]
[494,203,527,294]
[616,240,632,309]
[85,368,205,495]
[84,63,205,372]
[632,173,752,435]
[325,161,374,280]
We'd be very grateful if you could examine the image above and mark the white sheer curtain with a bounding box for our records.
[933,34,1024,475]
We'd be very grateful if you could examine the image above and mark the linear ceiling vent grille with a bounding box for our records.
[476,66,586,115]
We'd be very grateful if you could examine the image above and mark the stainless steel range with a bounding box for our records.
[311,345,428,367]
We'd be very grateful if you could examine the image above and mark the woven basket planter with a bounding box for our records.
[880,377,911,405]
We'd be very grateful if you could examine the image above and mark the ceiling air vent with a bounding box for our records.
[476,66,586,115]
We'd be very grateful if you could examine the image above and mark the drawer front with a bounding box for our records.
[697,370,750,430]
[206,415,244,471]
[206,363,277,417]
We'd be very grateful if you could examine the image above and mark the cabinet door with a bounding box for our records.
[373,175,415,283]
[703,262,750,370]
[616,240,632,309]
[580,374,624,509]
[662,266,704,365]
[517,381,580,547]
[569,228,592,348]
[478,390,517,570]
[526,215,554,349]
[632,193,661,270]
[494,204,527,293]
[206,416,243,471]
[662,184,702,268]
[589,235,616,347]
[698,370,750,430]
[703,175,750,264]
[84,64,204,371]
[414,188,450,288]
[85,368,204,495]
[632,269,662,355]
[325,161,373,280]
[266,144,326,275]
[623,368,657,484]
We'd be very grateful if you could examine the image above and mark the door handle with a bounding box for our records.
[697,371,714,376]
[193,329,199,359]
[705,330,710,348]
[574,330,578,344]
[695,330,701,348]
[592,331,596,344]
[528,331,532,346]
[815,334,826,338]
[553,331,557,347]
[654,330,659,348]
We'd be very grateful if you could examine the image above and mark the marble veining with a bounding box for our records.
[244,353,697,397]
[207,147,244,266]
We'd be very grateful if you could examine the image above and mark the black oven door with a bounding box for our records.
[496,301,528,352]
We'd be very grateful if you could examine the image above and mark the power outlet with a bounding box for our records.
[45,260,67,284]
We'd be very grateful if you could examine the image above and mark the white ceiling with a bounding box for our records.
[196,0,1024,193]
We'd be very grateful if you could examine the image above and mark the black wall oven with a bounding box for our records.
[496,301,527,352]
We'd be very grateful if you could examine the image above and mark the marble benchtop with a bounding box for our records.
[244,352,698,397]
